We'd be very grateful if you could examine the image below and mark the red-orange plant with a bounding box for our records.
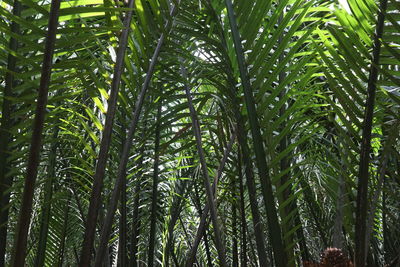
[303,248,354,267]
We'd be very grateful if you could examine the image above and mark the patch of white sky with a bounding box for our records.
[333,0,352,13]
[339,0,351,13]
[194,42,219,62]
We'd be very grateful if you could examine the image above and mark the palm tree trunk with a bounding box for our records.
[293,204,310,262]
[118,107,127,267]
[93,2,181,263]
[181,62,228,266]
[276,12,296,266]
[231,196,239,267]
[11,0,60,264]
[298,169,328,249]
[238,151,247,267]
[79,0,135,264]
[383,179,389,265]
[224,1,287,265]
[365,123,397,257]
[179,215,200,266]
[202,2,270,262]
[0,1,21,266]
[192,185,213,267]
[147,99,162,267]
[235,115,270,266]
[162,174,190,266]
[56,195,71,267]
[203,230,214,266]
[355,0,388,265]
[129,150,144,267]
[247,226,261,266]
[184,120,236,267]
[333,179,346,249]
[34,128,59,267]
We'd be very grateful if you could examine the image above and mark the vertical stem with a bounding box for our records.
[203,1,270,263]
[118,106,127,267]
[118,182,127,267]
[383,178,388,265]
[333,159,346,248]
[0,1,21,266]
[34,128,59,267]
[298,169,328,249]
[203,230,214,266]
[11,0,61,265]
[147,98,162,267]
[79,0,135,264]
[56,195,71,267]
[231,192,239,267]
[238,151,247,267]
[184,124,236,266]
[129,150,144,267]
[365,123,397,257]
[162,172,190,266]
[224,0,287,265]
[191,181,213,266]
[236,115,269,266]
[293,205,310,262]
[181,63,227,266]
[355,0,387,265]
[93,3,181,264]
[276,9,296,267]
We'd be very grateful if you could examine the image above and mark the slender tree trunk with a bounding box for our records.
[184,123,236,267]
[191,181,213,267]
[11,0,61,264]
[293,204,310,262]
[203,1,270,263]
[147,99,162,267]
[57,195,71,267]
[333,172,345,249]
[247,226,260,266]
[231,196,239,267]
[93,3,181,264]
[0,1,21,266]
[236,117,269,266]
[34,128,59,267]
[355,0,388,265]
[383,178,388,265]
[224,1,287,265]
[238,151,247,267]
[179,215,200,266]
[118,107,127,267]
[181,60,227,267]
[182,63,228,267]
[276,10,296,267]
[129,154,143,267]
[162,176,190,266]
[298,170,328,248]
[79,0,135,264]
[203,229,213,266]
[365,123,397,257]
[118,181,127,267]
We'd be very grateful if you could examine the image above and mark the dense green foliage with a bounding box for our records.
[0,0,399,266]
